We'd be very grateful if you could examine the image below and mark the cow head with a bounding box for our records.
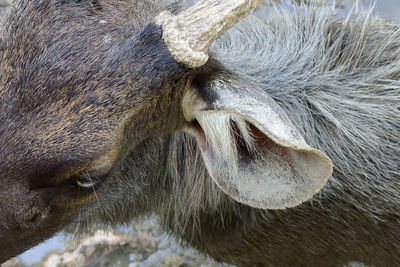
[0,0,332,262]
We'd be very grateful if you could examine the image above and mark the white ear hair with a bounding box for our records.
[182,85,333,209]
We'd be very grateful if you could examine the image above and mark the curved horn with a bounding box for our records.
[155,0,263,68]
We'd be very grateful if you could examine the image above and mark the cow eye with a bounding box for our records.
[72,171,110,190]
[76,176,97,188]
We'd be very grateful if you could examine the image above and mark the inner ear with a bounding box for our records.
[233,121,290,164]
[187,112,295,172]
[182,84,333,210]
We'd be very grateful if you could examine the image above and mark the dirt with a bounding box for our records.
[3,218,233,267]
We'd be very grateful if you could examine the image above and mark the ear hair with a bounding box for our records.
[196,112,258,176]
[182,68,333,209]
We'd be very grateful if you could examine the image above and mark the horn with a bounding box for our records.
[155,0,263,68]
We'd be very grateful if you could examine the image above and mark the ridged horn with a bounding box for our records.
[155,0,263,68]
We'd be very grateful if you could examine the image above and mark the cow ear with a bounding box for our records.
[182,69,333,210]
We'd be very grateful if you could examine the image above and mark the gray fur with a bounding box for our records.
[67,2,400,266]
[0,0,399,265]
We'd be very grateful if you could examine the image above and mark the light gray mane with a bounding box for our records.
[68,2,400,241]
[163,2,400,231]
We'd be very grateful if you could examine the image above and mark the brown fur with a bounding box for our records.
[0,0,188,260]
[1,1,400,266]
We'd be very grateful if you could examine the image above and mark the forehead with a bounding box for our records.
[0,0,175,136]
[0,0,184,155]
[0,1,154,107]
[0,0,162,172]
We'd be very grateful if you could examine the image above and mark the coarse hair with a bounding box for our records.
[159,1,400,231]
[66,2,400,265]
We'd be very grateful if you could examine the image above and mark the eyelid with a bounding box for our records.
[74,168,111,180]
[73,170,111,189]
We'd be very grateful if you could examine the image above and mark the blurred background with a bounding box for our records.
[0,0,399,266]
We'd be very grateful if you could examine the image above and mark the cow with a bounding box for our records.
[0,0,399,265]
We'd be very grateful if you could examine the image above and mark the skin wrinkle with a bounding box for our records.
[0,1,399,266]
